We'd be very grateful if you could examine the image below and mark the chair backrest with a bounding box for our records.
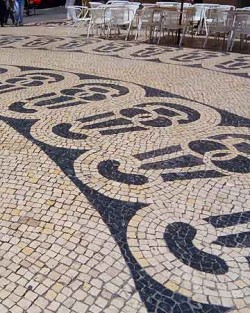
[156,2,177,5]
[66,5,88,21]
[219,5,235,10]
[157,2,178,8]
[234,12,250,33]
[241,7,250,10]
[142,3,155,7]
[177,2,192,9]
[140,7,154,23]
[162,7,179,26]
[108,6,135,25]
[89,7,108,24]
[89,2,104,8]
[182,7,195,25]
[194,3,219,11]
[128,3,140,15]
[207,8,235,31]
[193,5,205,21]
[197,3,219,6]
[129,2,141,5]
[204,4,220,10]
[106,0,130,4]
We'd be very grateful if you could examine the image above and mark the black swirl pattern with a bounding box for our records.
[0,65,249,313]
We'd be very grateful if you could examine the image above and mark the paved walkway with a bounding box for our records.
[0,14,249,313]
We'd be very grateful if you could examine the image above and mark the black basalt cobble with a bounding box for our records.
[164,222,229,274]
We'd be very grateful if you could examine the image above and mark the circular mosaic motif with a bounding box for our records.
[0,63,249,313]
[127,197,250,307]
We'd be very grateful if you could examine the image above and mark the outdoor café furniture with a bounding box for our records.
[67,5,90,35]
[65,2,249,52]
[203,7,235,48]
[228,10,250,51]
[135,7,157,40]
[87,7,109,37]
[109,6,137,39]
[156,6,195,45]
[108,1,140,39]
[86,4,137,40]
[193,3,220,34]
[137,6,190,45]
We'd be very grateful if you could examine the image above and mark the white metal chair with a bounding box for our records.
[158,7,180,43]
[125,3,140,38]
[135,7,160,41]
[228,12,250,51]
[67,6,90,35]
[179,7,195,45]
[192,4,204,32]
[200,5,230,35]
[192,4,220,34]
[107,6,137,39]
[87,7,109,39]
[203,8,235,48]
[157,7,194,45]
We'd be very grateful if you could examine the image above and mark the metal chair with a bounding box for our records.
[203,8,235,49]
[87,7,109,39]
[135,7,159,41]
[107,6,137,39]
[68,6,90,35]
[228,11,250,51]
[158,7,194,45]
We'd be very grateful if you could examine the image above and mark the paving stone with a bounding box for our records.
[0,14,249,313]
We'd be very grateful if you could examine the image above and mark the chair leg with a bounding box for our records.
[126,22,132,41]
[135,21,142,40]
[203,34,208,48]
[226,31,232,51]
[179,27,185,47]
[68,21,78,36]
[106,21,111,39]
[157,23,163,45]
[229,35,235,51]
[76,20,82,32]
[222,33,226,50]
[86,23,92,42]
[240,33,245,51]
[203,24,210,49]
[197,20,202,35]
[135,28,139,40]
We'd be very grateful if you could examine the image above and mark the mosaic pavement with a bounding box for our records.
[0,22,250,313]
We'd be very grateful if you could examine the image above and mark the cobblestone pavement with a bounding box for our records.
[0,20,249,313]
